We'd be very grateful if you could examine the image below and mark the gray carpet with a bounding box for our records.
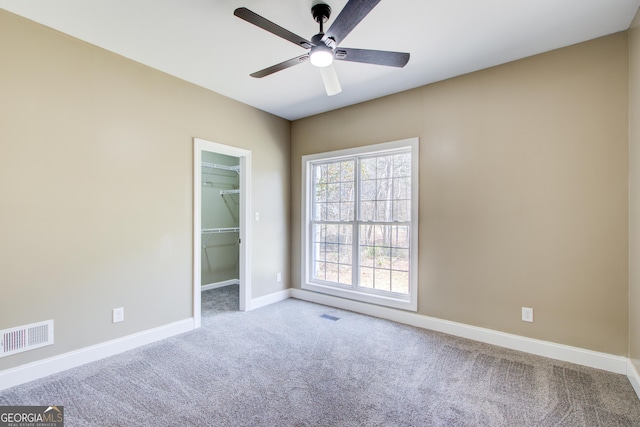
[1,291,639,426]
[201,284,240,317]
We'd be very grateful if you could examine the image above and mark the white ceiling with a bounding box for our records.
[1,0,639,120]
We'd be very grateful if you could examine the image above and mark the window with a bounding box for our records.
[302,138,418,311]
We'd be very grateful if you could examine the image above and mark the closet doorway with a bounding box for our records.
[193,138,251,328]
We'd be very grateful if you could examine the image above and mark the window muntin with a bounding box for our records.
[305,140,417,310]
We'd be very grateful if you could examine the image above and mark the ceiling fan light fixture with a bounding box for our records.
[310,44,334,67]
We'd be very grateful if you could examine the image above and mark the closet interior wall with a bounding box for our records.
[201,152,240,288]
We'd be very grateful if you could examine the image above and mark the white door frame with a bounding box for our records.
[193,138,252,328]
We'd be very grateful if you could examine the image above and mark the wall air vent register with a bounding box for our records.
[0,320,54,358]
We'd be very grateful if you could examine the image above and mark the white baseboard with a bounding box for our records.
[201,279,239,292]
[290,289,628,375]
[249,289,292,311]
[0,318,194,392]
[628,359,640,397]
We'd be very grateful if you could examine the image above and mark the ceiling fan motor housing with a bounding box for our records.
[312,3,331,24]
[311,34,325,46]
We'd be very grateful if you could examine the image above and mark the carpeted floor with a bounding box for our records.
[1,288,639,426]
[201,284,240,318]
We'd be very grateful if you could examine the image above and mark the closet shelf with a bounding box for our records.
[202,162,240,175]
[220,189,240,196]
[202,227,240,247]
[202,227,240,234]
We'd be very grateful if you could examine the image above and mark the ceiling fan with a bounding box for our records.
[234,0,410,96]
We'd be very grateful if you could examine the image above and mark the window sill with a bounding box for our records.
[302,281,417,312]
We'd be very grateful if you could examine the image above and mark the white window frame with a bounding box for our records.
[301,138,419,311]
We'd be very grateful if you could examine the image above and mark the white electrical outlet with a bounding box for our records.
[255,212,260,222]
[277,272,282,282]
[112,307,124,323]
[522,307,533,323]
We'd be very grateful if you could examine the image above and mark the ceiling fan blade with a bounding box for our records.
[334,48,409,67]
[323,0,381,46]
[319,65,342,96]
[250,54,309,78]
[234,7,314,49]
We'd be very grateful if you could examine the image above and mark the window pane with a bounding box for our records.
[376,155,393,178]
[313,203,323,221]
[315,184,327,203]
[341,161,354,182]
[327,183,340,202]
[394,153,411,177]
[360,245,374,267]
[327,162,341,180]
[391,271,409,294]
[392,248,410,268]
[325,202,340,221]
[340,202,353,221]
[374,225,389,247]
[375,246,392,269]
[311,226,325,268]
[361,158,376,180]
[325,243,339,263]
[339,264,352,285]
[313,224,326,242]
[358,225,409,296]
[361,179,376,201]
[393,200,410,222]
[394,177,410,200]
[341,182,354,201]
[312,222,352,285]
[374,269,391,291]
[325,262,339,283]
[377,179,392,200]
[325,224,341,243]
[360,267,374,288]
[360,201,375,221]
[360,224,373,245]
[315,164,327,184]
[376,201,392,222]
[392,226,410,248]
[314,262,326,280]
[313,160,355,222]
[339,243,352,264]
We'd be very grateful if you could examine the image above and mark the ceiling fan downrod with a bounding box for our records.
[311,3,331,34]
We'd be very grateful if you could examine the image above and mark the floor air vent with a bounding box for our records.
[0,320,54,358]
[320,314,340,321]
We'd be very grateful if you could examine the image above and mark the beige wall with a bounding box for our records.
[292,33,629,355]
[0,10,290,370]
[629,10,640,370]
